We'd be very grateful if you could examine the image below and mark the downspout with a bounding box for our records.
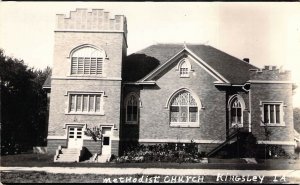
[242,82,251,133]
[248,89,252,132]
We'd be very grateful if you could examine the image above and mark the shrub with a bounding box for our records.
[266,145,291,159]
[116,141,204,163]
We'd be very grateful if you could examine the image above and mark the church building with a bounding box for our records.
[43,8,296,162]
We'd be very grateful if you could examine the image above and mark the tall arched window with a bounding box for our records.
[228,95,244,127]
[179,59,191,77]
[70,46,105,75]
[169,90,199,126]
[125,93,139,124]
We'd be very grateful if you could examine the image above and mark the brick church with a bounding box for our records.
[43,8,296,162]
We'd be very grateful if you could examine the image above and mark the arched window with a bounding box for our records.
[228,95,244,127]
[169,90,199,126]
[70,46,105,75]
[179,59,191,77]
[125,94,139,124]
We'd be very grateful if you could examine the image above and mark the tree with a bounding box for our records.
[0,49,51,153]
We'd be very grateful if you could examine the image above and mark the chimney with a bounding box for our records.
[243,58,250,63]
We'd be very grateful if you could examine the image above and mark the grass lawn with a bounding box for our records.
[1,171,111,183]
[1,153,300,170]
[1,153,300,183]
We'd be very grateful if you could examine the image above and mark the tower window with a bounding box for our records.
[68,93,103,114]
[70,46,105,75]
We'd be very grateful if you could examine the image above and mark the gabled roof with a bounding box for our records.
[126,44,259,85]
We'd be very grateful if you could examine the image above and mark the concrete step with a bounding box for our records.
[57,156,79,160]
[61,149,80,152]
[56,159,78,162]
[58,153,79,157]
[97,154,111,163]
[61,152,80,154]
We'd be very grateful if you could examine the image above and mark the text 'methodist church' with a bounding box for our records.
[43,8,297,162]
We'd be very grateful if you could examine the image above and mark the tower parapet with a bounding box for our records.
[249,65,291,81]
[56,8,127,35]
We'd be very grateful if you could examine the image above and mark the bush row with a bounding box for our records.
[112,142,206,163]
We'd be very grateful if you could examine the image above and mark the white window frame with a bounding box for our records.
[260,101,285,126]
[68,45,106,76]
[66,92,105,115]
[124,93,139,124]
[167,89,201,127]
[228,95,245,128]
[177,58,192,78]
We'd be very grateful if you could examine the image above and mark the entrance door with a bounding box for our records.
[101,127,112,155]
[68,126,83,148]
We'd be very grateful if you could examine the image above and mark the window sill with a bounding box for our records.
[170,123,199,128]
[65,112,104,116]
[260,123,285,127]
[67,75,105,78]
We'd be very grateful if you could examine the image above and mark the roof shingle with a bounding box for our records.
[126,43,259,84]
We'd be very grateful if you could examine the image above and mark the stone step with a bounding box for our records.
[97,155,111,163]
[59,153,79,156]
[57,158,78,160]
[62,148,80,150]
[56,159,78,162]
[57,158,78,161]
[61,151,80,154]
[58,154,79,157]
[60,154,79,156]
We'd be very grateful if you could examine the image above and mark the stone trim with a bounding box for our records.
[65,92,105,115]
[140,48,230,84]
[55,30,125,33]
[259,101,285,126]
[51,77,122,81]
[47,135,67,139]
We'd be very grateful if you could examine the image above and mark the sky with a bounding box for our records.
[1,2,300,106]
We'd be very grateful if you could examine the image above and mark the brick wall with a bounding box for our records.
[48,80,121,136]
[111,140,119,156]
[137,55,227,142]
[47,8,126,155]
[52,32,125,79]
[250,66,294,144]
[47,139,67,154]
[56,9,127,33]
[83,139,102,154]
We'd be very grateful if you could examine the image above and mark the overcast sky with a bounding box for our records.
[1,2,300,106]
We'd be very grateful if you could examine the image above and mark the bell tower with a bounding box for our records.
[47,8,127,156]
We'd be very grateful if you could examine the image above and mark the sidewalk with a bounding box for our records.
[1,166,300,183]
[1,166,300,176]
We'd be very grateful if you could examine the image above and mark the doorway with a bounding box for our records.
[101,127,112,155]
[67,126,83,149]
